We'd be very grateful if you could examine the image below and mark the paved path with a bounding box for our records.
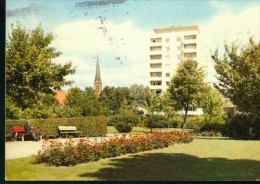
[5,135,117,160]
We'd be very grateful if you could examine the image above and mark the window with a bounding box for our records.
[166,82,170,86]
[177,46,181,50]
[165,55,170,59]
[176,37,181,41]
[165,38,170,42]
[166,47,170,51]
[166,73,170,77]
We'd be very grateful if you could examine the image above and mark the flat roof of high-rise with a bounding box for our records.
[154,25,199,33]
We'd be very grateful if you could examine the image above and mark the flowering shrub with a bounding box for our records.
[34,131,194,166]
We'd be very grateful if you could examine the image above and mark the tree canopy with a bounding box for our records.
[6,23,75,118]
[168,59,206,132]
[212,37,260,118]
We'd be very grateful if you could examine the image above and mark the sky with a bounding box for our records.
[6,0,260,90]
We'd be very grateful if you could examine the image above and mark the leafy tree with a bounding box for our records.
[212,37,260,139]
[129,84,151,107]
[199,86,225,124]
[6,23,75,114]
[64,87,102,117]
[212,37,260,118]
[64,87,84,116]
[168,59,206,133]
[99,86,133,114]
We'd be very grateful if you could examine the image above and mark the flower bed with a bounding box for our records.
[34,131,194,166]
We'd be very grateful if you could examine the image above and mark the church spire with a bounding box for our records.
[94,55,102,83]
[94,55,102,97]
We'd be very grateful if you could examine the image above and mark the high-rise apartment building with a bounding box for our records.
[149,25,202,94]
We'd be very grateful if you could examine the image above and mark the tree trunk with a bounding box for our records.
[182,107,188,136]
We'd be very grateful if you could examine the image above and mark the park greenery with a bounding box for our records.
[6,138,260,180]
[5,23,260,140]
[34,131,194,166]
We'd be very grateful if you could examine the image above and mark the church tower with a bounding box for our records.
[94,55,102,97]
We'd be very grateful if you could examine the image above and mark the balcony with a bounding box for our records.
[149,59,162,64]
[149,85,163,90]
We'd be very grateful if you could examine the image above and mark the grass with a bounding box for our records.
[5,138,260,181]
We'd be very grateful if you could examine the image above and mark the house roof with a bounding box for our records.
[54,90,68,105]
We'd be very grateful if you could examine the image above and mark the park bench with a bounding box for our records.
[12,126,43,141]
[58,126,83,138]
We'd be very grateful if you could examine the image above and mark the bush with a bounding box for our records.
[107,113,141,126]
[147,115,168,129]
[200,123,225,134]
[225,114,259,140]
[185,116,204,132]
[34,130,194,166]
[115,122,132,133]
[5,116,107,141]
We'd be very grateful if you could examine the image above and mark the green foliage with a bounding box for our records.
[6,23,75,118]
[225,114,259,140]
[199,86,226,124]
[213,37,260,118]
[107,113,141,126]
[99,86,133,114]
[34,131,194,166]
[129,84,151,107]
[147,115,168,129]
[5,116,107,140]
[168,59,206,132]
[64,87,103,117]
[115,122,132,133]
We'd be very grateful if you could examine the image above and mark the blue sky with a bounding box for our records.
[6,0,260,89]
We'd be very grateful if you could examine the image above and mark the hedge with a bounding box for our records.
[5,116,107,141]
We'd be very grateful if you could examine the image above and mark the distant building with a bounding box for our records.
[223,98,236,117]
[149,25,204,94]
[94,55,102,97]
[149,25,205,115]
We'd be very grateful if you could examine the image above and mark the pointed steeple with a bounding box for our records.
[94,55,102,97]
[94,55,102,83]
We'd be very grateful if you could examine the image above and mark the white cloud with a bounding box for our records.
[200,5,260,84]
[51,19,152,89]
[201,5,260,51]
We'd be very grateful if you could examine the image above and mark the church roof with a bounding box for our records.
[94,55,102,83]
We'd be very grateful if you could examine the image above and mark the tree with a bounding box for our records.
[212,38,260,139]
[168,59,206,133]
[212,37,260,118]
[129,84,151,107]
[199,86,225,124]
[6,23,75,114]
[64,87,103,117]
[99,86,133,114]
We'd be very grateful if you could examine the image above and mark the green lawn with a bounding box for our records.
[6,138,260,181]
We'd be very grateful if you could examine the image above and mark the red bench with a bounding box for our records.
[12,126,43,141]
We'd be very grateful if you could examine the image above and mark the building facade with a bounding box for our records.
[149,25,202,94]
[94,55,102,97]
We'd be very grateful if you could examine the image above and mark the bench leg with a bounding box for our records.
[22,136,24,142]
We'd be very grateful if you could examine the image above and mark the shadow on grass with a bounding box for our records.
[79,152,260,181]
[195,136,231,140]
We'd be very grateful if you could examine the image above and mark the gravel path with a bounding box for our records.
[5,135,115,160]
